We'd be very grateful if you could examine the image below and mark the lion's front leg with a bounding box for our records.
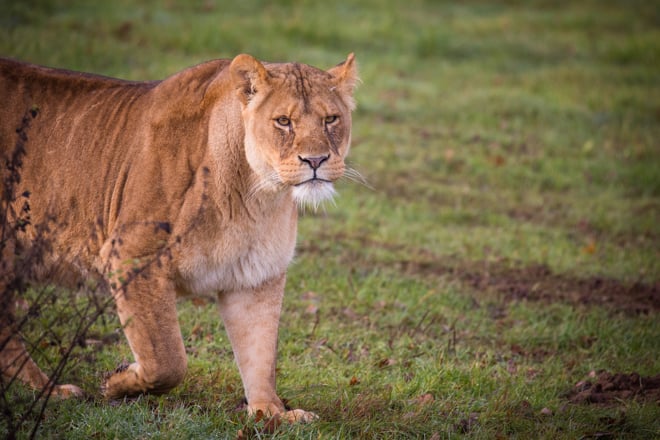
[217,274,317,423]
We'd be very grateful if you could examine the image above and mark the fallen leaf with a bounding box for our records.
[491,155,505,166]
[582,240,597,255]
[507,359,518,375]
[374,300,388,310]
[510,344,525,356]
[377,358,397,368]
[191,297,208,307]
[343,307,359,320]
[402,411,417,420]
[526,368,541,380]
[300,291,318,300]
[190,324,203,339]
[416,393,434,406]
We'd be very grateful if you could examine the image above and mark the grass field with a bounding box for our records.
[1,0,659,438]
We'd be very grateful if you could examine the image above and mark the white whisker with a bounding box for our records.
[342,166,373,190]
[246,171,283,203]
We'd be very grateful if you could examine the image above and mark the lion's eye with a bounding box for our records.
[276,116,291,127]
[324,115,339,125]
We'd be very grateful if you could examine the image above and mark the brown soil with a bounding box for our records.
[565,371,660,405]
[302,233,660,315]
[399,259,660,315]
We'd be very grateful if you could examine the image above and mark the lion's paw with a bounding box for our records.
[248,402,318,424]
[51,383,84,399]
[281,409,319,424]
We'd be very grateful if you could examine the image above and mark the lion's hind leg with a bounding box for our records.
[0,298,83,398]
[0,214,83,398]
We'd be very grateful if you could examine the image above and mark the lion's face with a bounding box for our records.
[231,55,358,207]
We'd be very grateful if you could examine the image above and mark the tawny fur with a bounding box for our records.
[0,53,357,423]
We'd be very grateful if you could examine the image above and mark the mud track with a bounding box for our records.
[399,259,660,315]
[301,233,660,315]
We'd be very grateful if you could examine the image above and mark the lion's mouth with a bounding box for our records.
[294,177,332,187]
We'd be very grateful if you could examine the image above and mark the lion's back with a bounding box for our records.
[0,57,231,268]
[0,59,161,266]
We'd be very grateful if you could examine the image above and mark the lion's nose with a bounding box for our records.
[298,155,329,170]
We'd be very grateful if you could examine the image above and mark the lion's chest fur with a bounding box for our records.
[175,199,297,295]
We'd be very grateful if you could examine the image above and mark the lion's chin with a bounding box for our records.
[291,180,336,210]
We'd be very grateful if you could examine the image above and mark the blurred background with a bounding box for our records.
[3,0,655,276]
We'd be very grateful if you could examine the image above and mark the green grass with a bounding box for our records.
[2,0,659,438]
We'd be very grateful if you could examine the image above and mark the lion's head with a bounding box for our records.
[229,54,358,208]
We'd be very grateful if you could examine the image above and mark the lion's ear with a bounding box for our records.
[328,53,359,97]
[230,54,270,105]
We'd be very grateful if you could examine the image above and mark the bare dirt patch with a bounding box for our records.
[428,261,660,315]
[301,233,660,315]
[565,371,660,405]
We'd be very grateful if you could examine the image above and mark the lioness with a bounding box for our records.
[0,53,357,422]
